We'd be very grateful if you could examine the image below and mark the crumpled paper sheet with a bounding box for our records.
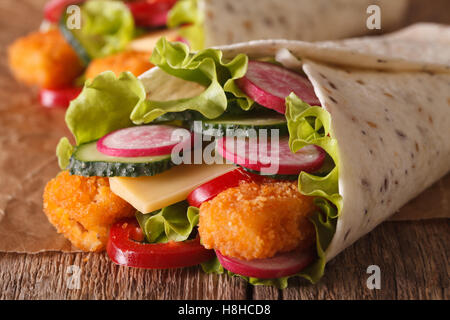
[0,82,78,252]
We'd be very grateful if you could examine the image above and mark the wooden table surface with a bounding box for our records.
[0,0,449,300]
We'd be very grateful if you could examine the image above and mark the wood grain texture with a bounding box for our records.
[0,0,449,300]
[0,220,448,300]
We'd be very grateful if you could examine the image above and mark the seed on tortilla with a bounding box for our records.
[344,229,351,241]
[277,15,287,25]
[329,96,338,103]
[367,121,378,128]
[328,81,337,90]
[395,129,407,139]
[225,2,235,12]
[263,17,273,26]
[361,178,370,188]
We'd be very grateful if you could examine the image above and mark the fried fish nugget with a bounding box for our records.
[85,50,153,79]
[8,29,84,88]
[199,181,316,260]
[43,171,135,252]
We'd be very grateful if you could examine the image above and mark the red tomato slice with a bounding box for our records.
[187,168,265,208]
[126,0,177,28]
[39,87,82,108]
[107,218,214,269]
[44,0,85,23]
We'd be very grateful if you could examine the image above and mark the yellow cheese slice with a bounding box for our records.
[128,28,180,52]
[109,164,236,213]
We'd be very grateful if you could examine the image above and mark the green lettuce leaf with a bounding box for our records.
[223,80,254,110]
[167,0,204,50]
[70,0,135,59]
[136,202,199,243]
[130,38,248,124]
[284,93,341,283]
[56,137,74,170]
[66,71,146,145]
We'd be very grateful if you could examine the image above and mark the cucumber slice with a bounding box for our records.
[239,166,298,181]
[59,13,91,66]
[194,114,288,136]
[68,142,174,177]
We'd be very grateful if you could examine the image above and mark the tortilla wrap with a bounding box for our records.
[219,23,450,72]
[139,22,450,266]
[164,0,409,50]
[201,0,409,46]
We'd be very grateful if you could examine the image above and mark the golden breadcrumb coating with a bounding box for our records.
[199,181,316,260]
[43,171,135,252]
[8,29,84,88]
[85,50,153,79]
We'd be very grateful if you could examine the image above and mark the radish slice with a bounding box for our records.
[97,125,192,157]
[216,136,325,175]
[236,61,321,114]
[216,247,315,279]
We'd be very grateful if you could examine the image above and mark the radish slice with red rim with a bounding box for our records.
[97,125,192,157]
[216,246,315,279]
[236,61,321,114]
[216,136,325,175]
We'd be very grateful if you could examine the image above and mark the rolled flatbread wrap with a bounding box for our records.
[135,23,450,281]
[167,0,409,49]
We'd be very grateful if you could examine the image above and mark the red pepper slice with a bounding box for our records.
[39,87,82,108]
[107,218,214,269]
[126,0,177,28]
[187,168,265,208]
